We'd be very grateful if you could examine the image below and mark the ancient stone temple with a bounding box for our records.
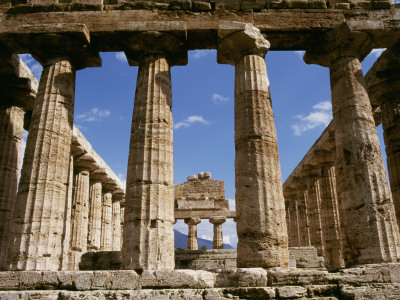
[1,0,400,298]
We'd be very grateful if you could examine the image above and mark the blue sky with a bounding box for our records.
[20,48,386,248]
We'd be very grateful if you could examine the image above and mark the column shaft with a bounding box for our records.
[122,55,175,271]
[331,56,400,264]
[68,167,90,270]
[297,190,311,246]
[9,57,76,270]
[320,166,344,269]
[0,106,24,270]
[289,198,300,247]
[112,198,122,251]
[381,96,400,228]
[100,191,112,251]
[235,53,288,268]
[185,218,201,250]
[87,180,102,251]
[307,178,325,257]
[210,216,226,249]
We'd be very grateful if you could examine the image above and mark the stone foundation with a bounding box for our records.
[0,264,399,299]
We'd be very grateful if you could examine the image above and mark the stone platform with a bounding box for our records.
[1,264,400,299]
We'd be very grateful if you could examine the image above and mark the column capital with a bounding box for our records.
[184,217,201,226]
[217,22,270,66]
[209,216,226,225]
[124,31,187,67]
[304,26,373,67]
[29,33,101,70]
[112,191,125,202]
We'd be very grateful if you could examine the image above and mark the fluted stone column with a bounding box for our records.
[120,202,125,249]
[100,190,113,251]
[87,179,102,251]
[307,177,325,257]
[185,218,201,250]
[0,106,24,270]
[122,31,187,271]
[297,190,311,247]
[218,22,289,268]
[320,165,345,269]
[305,28,400,265]
[210,216,226,249]
[112,192,123,251]
[8,32,100,270]
[68,167,90,270]
[286,195,300,247]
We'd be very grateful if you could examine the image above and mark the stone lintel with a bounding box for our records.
[304,24,373,67]
[217,21,269,65]
[124,27,187,66]
[175,210,236,219]
[71,126,124,193]
[1,24,101,69]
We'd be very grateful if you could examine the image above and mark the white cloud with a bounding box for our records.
[212,93,229,103]
[19,54,42,79]
[228,198,235,210]
[174,115,210,130]
[371,49,386,58]
[294,51,305,60]
[117,173,127,191]
[291,100,332,136]
[115,52,127,62]
[200,234,212,241]
[76,108,111,122]
[189,50,215,59]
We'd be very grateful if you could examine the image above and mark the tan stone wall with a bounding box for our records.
[175,174,225,201]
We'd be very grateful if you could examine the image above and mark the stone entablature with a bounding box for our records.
[0,0,394,14]
[175,172,228,211]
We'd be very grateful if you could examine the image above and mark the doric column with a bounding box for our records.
[209,216,226,249]
[185,218,201,250]
[8,32,100,270]
[367,45,400,229]
[120,201,125,249]
[68,167,90,270]
[305,27,400,265]
[218,22,288,268]
[0,52,35,270]
[122,30,187,271]
[306,176,325,257]
[87,179,102,251]
[297,190,311,247]
[320,165,345,269]
[0,106,24,270]
[285,194,300,247]
[111,192,124,251]
[100,189,113,251]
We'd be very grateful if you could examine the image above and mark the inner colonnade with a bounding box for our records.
[1,15,400,277]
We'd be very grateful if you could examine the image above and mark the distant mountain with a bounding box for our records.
[174,229,234,250]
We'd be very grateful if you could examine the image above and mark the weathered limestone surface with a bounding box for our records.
[122,30,186,271]
[100,190,112,251]
[68,167,90,271]
[365,45,400,229]
[9,35,78,271]
[319,166,344,270]
[306,177,325,258]
[297,190,311,247]
[0,106,24,270]
[0,265,399,299]
[218,22,288,268]
[175,172,225,201]
[185,217,201,251]
[111,193,122,251]
[0,54,36,271]
[305,27,400,266]
[210,216,226,249]
[87,180,102,251]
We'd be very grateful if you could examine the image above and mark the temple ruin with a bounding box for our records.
[1,0,400,298]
